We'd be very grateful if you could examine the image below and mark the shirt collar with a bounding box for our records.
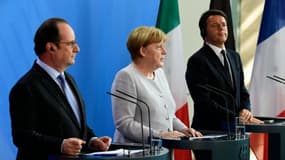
[36,58,64,81]
[206,42,226,55]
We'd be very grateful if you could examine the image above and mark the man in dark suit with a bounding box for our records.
[185,10,262,159]
[9,18,111,160]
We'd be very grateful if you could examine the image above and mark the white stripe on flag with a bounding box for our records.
[164,25,188,109]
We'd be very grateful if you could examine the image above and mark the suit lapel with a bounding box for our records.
[204,45,233,88]
[33,63,82,129]
[64,73,86,127]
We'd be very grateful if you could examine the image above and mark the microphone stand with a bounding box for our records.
[106,91,146,156]
[197,84,236,116]
[197,84,236,139]
[115,90,154,154]
[273,75,285,82]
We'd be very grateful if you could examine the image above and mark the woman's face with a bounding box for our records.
[140,41,167,70]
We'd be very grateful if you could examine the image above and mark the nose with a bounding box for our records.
[162,46,167,55]
[74,44,80,53]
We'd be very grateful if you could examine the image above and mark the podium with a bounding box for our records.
[245,116,285,160]
[48,143,170,160]
[162,135,249,160]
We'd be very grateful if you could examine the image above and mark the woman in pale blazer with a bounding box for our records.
[111,26,202,144]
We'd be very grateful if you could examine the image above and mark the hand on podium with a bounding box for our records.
[181,128,203,137]
[239,109,264,124]
[62,138,86,155]
[89,136,112,151]
[249,117,264,124]
[159,130,185,139]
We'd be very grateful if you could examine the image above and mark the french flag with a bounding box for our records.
[249,0,285,159]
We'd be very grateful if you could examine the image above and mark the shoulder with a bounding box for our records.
[11,64,44,89]
[114,64,135,80]
[187,45,212,67]
[111,64,138,93]
[9,65,46,98]
[112,64,139,89]
[226,49,242,60]
[190,45,212,60]
[226,48,239,56]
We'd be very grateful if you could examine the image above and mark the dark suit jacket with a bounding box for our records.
[185,44,250,131]
[9,62,95,160]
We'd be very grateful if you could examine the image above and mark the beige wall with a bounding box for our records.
[240,0,265,86]
[179,0,208,60]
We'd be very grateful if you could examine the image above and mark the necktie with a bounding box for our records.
[221,50,232,85]
[57,74,81,126]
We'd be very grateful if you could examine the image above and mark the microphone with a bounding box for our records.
[115,90,154,154]
[106,91,146,155]
[197,84,236,138]
[266,75,285,85]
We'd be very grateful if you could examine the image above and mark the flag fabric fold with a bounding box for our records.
[250,0,285,159]
[156,0,191,159]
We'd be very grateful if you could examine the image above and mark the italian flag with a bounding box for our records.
[156,0,191,159]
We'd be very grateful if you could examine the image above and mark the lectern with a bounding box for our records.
[245,116,285,160]
[162,135,249,160]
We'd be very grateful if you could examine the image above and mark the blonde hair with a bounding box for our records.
[127,26,167,61]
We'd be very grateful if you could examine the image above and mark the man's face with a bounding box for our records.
[52,23,80,71]
[205,15,228,48]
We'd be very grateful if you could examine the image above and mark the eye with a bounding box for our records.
[55,40,77,47]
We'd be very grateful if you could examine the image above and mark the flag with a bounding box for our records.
[210,0,236,51]
[156,0,191,159]
[250,0,285,159]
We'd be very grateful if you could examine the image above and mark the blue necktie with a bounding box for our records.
[57,74,81,126]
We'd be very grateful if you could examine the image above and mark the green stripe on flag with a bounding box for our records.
[156,0,180,34]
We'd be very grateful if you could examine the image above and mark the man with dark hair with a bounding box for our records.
[9,18,111,160]
[185,10,262,159]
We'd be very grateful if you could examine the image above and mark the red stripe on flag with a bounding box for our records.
[174,149,192,160]
[250,133,268,160]
[174,103,191,160]
[175,103,190,127]
[278,110,285,117]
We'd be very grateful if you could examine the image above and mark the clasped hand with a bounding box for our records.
[62,136,112,155]
[239,109,264,124]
